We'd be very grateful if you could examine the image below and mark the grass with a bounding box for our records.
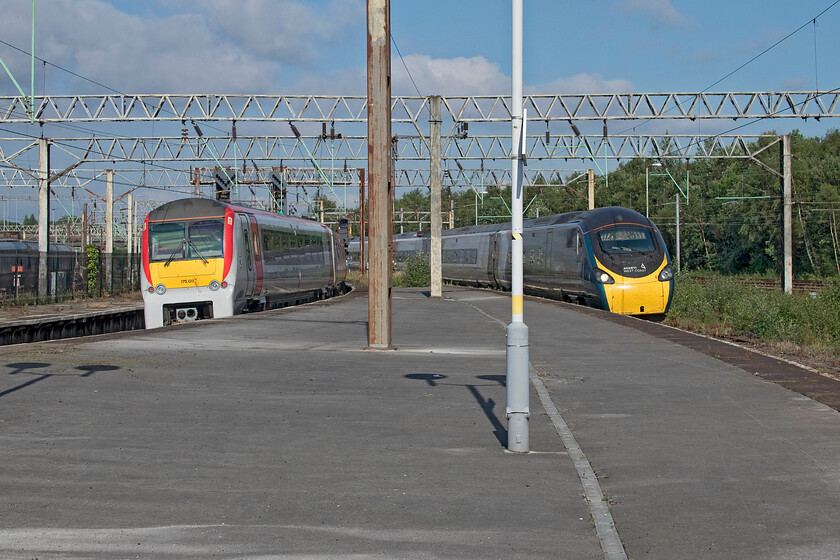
[345,270,368,288]
[664,273,840,354]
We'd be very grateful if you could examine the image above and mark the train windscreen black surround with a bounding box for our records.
[596,226,655,254]
[591,225,664,279]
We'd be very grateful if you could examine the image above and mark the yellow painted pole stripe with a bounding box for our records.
[512,294,523,315]
[512,233,522,240]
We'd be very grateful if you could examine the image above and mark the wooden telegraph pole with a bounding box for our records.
[366,0,393,348]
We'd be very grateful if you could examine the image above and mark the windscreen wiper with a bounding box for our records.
[187,239,210,264]
[163,239,186,267]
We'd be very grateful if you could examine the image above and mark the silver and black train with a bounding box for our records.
[348,206,674,317]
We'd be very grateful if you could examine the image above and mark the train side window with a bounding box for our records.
[576,232,583,256]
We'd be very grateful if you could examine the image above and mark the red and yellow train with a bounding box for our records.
[141,198,347,329]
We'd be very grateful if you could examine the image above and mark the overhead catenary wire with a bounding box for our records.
[615,0,840,138]
[813,18,820,93]
[390,33,424,99]
[701,0,840,93]
[0,37,230,137]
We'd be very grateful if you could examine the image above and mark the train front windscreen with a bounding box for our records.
[149,219,225,263]
[591,225,663,278]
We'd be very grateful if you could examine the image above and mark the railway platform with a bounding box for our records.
[1,287,839,559]
[0,294,144,345]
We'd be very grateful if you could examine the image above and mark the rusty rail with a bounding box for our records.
[690,277,825,293]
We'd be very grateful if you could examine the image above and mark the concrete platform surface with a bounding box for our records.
[1,287,839,559]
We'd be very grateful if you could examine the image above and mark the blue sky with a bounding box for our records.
[0,0,836,146]
[0,0,837,97]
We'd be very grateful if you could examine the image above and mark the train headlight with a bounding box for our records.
[594,269,614,284]
[154,283,166,295]
[658,264,674,281]
[209,280,221,291]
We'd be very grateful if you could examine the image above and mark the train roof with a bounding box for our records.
[441,206,653,236]
[147,197,228,222]
[0,239,77,253]
[575,206,653,232]
[146,197,330,230]
[340,207,655,242]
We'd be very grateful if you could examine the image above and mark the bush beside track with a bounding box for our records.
[665,273,840,358]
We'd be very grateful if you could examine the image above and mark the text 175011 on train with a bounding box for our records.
[141,198,347,329]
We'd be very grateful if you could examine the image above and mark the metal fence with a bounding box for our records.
[0,250,141,305]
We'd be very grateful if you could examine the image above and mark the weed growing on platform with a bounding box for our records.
[85,245,100,296]
[393,253,430,287]
[346,271,367,288]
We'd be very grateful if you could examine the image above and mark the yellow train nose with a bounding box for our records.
[607,280,669,315]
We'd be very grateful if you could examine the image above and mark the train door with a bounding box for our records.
[495,231,512,288]
[563,229,583,294]
[487,233,498,287]
[525,229,546,288]
[544,230,553,288]
[292,225,302,290]
[571,229,584,293]
[248,215,263,296]
[237,214,256,297]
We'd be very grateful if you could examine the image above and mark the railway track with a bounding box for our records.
[691,276,825,293]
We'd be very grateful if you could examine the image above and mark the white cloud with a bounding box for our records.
[615,0,691,28]
[0,0,363,95]
[392,55,508,96]
[534,73,635,95]
[292,68,366,95]
[191,0,364,62]
[0,1,634,97]
[293,53,506,97]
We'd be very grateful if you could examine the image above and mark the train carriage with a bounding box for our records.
[354,206,673,318]
[141,198,346,329]
[441,225,505,287]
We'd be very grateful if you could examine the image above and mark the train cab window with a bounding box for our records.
[597,227,655,254]
[149,222,186,261]
[188,220,224,259]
